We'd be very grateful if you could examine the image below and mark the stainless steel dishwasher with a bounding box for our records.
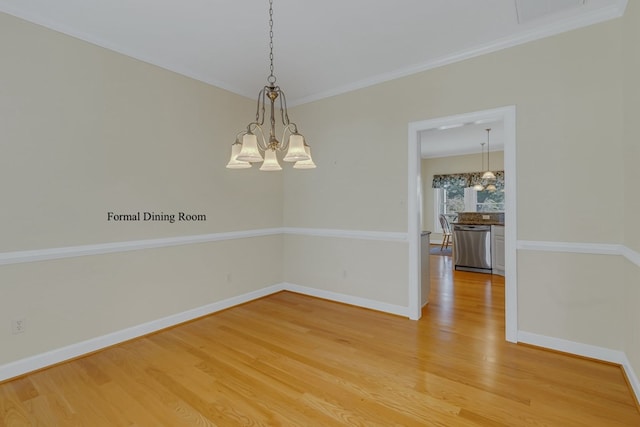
[453,224,492,273]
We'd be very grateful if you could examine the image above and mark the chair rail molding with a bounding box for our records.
[517,240,640,268]
[0,228,408,266]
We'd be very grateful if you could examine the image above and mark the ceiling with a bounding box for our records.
[420,120,504,159]
[0,0,627,106]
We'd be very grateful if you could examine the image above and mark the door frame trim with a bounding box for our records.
[407,105,517,342]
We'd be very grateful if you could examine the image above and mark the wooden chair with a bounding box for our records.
[439,214,452,251]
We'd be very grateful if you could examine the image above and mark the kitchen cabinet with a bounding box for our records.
[491,225,505,276]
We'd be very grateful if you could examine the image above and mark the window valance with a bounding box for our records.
[432,171,504,189]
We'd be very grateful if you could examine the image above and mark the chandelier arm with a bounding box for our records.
[254,88,266,124]
[279,89,291,125]
[279,123,299,151]
[247,123,269,151]
[259,88,268,126]
[234,130,248,144]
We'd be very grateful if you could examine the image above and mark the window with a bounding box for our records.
[432,172,504,232]
[476,188,505,212]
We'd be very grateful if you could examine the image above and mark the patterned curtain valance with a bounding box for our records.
[432,171,504,189]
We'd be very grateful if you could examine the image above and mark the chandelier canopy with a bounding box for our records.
[226,0,315,171]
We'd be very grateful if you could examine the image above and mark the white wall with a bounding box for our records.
[2,2,639,391]
[285,13,628,350]
[622,1,640,389]
[0,13,284,366]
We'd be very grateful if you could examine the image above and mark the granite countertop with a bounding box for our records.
[453,221,504,226]
[454,212,504,226]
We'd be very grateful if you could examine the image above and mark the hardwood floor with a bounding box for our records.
[1,255,639,426]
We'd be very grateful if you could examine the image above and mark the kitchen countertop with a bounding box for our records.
[453,221,504,226]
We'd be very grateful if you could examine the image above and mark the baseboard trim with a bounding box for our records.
[0,284,285,382]
[0,282,409,382]
[621,353,640,408]
[518,330,640,404]
[282,282,410,317]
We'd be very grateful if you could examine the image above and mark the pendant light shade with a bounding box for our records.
[482,128,495,179]
[236,133,263,163]
[227,0,315,171]
[259,148,282,171]
[293,145,316,169]
[226,141,252,169]
[482,170,496,180]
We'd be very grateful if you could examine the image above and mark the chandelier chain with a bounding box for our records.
[227,0,315,170]
[267,0,276,85]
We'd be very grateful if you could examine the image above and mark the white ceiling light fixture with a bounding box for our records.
[481,128,496,180]
[226,0,315,171]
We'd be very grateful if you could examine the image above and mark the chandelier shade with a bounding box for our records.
[226,141,252,169]
[226,0,314,171]
[293,145,317,169]
[259,148,283,171]
[282,134,309,162]
[236,133,263,163]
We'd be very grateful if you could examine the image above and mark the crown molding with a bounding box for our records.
[289,0,628,106]
[1,0,627,107]
[0,6,255,99]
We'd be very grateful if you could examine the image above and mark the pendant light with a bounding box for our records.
[473,142,485,191]
[226,0,315,171]
[481,128,495,180]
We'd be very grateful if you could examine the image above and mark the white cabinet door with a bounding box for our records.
[491,225,505,276]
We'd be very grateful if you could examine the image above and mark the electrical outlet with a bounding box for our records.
[11,318,26,334]
[482,215,490,219]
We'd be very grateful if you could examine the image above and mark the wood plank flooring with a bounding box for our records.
[1,254,639,426]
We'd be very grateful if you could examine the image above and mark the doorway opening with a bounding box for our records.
[407,106,517,343]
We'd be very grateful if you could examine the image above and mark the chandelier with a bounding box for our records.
[226,0,315,171]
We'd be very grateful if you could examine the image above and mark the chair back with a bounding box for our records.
[439,214,451,234]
